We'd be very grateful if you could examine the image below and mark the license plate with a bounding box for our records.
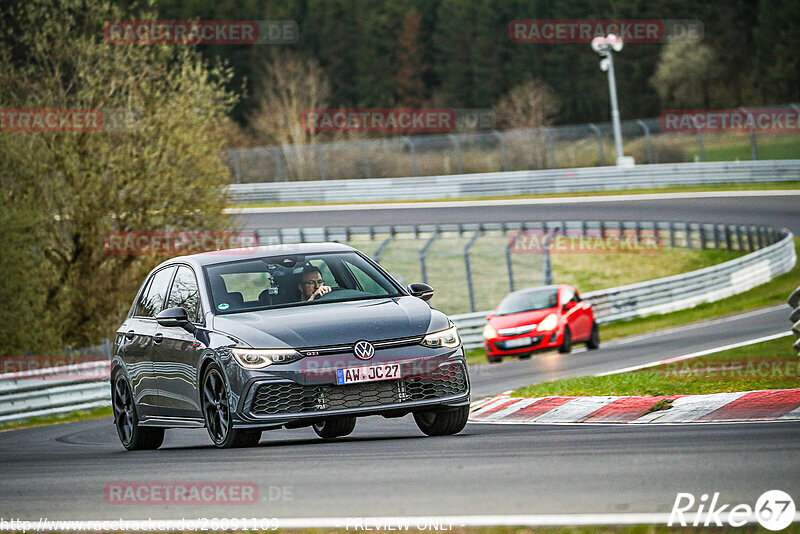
[336,363,401,385]
[504,337,533,349]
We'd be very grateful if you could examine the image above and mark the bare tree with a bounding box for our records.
[251,50,332,180]
[493,79,560,130]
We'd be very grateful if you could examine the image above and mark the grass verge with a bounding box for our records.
[466,238,799,366]
[510,335,798,397]
[0,406,112,432]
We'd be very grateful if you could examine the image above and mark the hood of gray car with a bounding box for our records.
[212,296,450,348]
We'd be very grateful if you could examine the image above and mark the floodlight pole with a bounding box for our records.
[604,51,624,163]
[592,34,627,165]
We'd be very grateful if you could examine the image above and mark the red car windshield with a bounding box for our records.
[496,288,558,316]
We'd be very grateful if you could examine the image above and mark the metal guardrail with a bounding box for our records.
[790,286,800,356]
[0,362,110,425]
[227,160,800,203]
[0,224,794,423]
[453,226,795,349]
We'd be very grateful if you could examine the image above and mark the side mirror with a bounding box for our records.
[563,301,577,312]
[156,307,196,333]
[408,283,434,302]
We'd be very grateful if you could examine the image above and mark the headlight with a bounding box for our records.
[421,325,461,348]
[483,324,497,339]
[231,348,302,369]
[536,313,558,332]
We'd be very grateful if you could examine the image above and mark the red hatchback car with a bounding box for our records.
[483,284,599,363]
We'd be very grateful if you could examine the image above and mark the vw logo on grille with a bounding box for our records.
[353,340,375,360]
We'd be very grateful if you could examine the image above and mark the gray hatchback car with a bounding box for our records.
[111,243,470,449]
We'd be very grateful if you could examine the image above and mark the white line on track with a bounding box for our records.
[226,189,800,214]
[596,331,793,376]
[603,304,789,347]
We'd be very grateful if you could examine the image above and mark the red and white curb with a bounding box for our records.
[469,389,800,424]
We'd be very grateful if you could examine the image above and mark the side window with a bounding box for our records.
[344,261,385,294]
[309,259,339,288]
[137,266,176,318]
[130,277,153,318]
[560,287,574,305]
[167,266,202,322]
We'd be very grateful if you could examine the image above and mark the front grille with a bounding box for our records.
[250,363,468,416]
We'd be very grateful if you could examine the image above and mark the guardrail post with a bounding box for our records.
[271,147,286,182]
[505,235,516,293]
[492,130,509,171]
[226,149,243,183]
[313,143,328,180]
[543,127,557,168]
[419,229,440,284]
[448,134,464,174]
[739,108,759,160]
[542,246,553,285]
[699,223,707,249]
[713,224,720,249]
[403,137,419,176]
[374,236,395,264]
[669,222,676,248]
[636,119,655,163]
[589,124,606,166]
[725,225,733,250]
[685,222,693,249]
[359,141,373,179]
[748,226,756,251]
[463,231,482,312]
[696,130,705,162]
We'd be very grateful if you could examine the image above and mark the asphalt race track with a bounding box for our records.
[236,192,800,234]
[1,191,798,522]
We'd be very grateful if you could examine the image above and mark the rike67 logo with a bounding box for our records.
[669,490,796,531]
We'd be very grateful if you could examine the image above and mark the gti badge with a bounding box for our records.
[353,340,375,360]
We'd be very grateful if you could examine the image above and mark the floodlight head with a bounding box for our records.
[599,58,610,72]
[609,33,624,52]
[590,36,606,52]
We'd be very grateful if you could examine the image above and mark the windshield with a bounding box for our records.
[205,251,402,314]
[495,288,558,316]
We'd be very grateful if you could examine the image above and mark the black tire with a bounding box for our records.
[413,405,469,436]
[518,354,532,360]
[313,416,356,439]
[558,327,572,354]
[112,374,164,451]
[201,364,261,448]
[586,322,600,350]
[487,356,502,364]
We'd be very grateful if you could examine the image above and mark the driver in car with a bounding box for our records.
[298,265,332,301]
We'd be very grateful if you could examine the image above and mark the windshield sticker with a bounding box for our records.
[217,303,230,310]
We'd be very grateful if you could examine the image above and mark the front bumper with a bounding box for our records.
[227,347,470,427]
[485,330,560,357]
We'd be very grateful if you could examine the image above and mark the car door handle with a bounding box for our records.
[153,333,163,344]
[125,330,135,340]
